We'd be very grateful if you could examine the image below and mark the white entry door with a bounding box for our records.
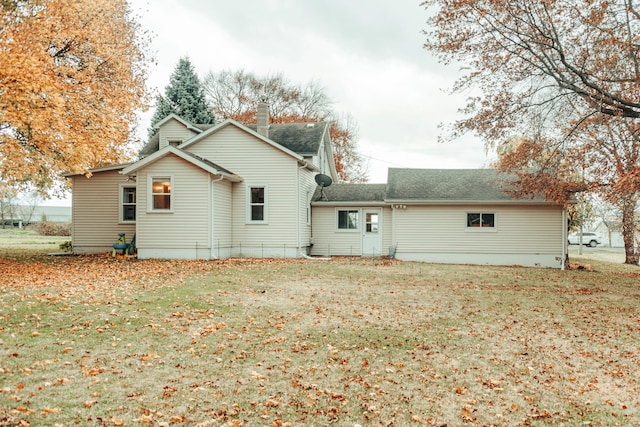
[362,209,382,257]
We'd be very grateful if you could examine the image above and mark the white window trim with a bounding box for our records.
[118,183,137,224]
[147,175,174,213]
[336,208,360,232]
[246,184,268,224]
[465,211,498,232]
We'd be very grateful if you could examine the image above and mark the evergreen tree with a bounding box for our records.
[148,57,215,137]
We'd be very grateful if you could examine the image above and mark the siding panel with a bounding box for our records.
[71,170,135,254]
[392,204,564,267]
[136,154,211,259]
[187,126,302,257]
[158,119,198,150]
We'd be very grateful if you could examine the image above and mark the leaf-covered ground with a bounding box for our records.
[1,254,640,426]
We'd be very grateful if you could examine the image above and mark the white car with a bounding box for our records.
[568,232,601,247]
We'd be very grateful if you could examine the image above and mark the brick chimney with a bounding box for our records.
[256,100,269,138]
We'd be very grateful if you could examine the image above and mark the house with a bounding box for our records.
[65,103,568,268]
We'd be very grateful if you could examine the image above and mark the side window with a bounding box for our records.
[151,177,172,211]
[337,209,359,230]
[467,212,495,228]
[248,186,267,223]
[120,185,136,222]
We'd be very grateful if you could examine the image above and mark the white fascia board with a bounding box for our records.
[122,146,241,182]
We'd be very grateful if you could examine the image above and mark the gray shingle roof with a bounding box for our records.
[313,169,524,204]
[312,184,387,202]
[245,122,327,155]
[139,132,160,157]
[386,168,515,201]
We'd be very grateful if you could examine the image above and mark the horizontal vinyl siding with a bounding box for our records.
[71,170,135,254]
[299,169,316,251]
[187,126,300,253]
[393,204,563,255]
[310,206,394,257]
[311,206,362,256]
[137,155,211,256]
[213,179,233,258]
[158,119,198,149]
[381,206,393,255]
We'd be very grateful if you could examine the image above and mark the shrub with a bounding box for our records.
[59,241,72,252]
[38,221,71,236]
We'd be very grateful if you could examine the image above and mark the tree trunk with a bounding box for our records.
[621,197,639,265]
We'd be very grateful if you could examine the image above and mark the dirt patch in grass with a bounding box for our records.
[1,256,639,426]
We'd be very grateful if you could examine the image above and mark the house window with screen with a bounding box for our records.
[250,186,266,222]
[338,209,359,230]
[151,177,171,210]
[467,212,495,228]
[121,186,136,222]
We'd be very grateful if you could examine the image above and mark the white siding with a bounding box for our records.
[186,125,302,257]
[136,154,212,259]
[213,179,233,258]
[298,168,316,254]
[71,170,135,254]
[310,206,393,257]
[158,119,198,150]
[392,204,564,268]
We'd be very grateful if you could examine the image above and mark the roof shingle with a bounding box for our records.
[386,168,514,201]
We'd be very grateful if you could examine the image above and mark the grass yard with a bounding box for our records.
[0,249,639,426]
[0,228,68,255]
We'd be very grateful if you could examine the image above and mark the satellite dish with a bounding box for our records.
[315,174,332,201]
[315,173,333,188]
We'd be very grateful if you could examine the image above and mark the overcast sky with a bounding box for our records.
[128,0,493,183]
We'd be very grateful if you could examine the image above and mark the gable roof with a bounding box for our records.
[178,119,308,163]
[122,145,242,182]
[139,116,329,159]
[152,114,205,133]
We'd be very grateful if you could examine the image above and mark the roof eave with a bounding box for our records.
[61,163,133,177]
[122,146,242,182]
[311,201,387,207]
[384,198,560,205]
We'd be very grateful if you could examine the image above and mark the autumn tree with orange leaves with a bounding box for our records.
[0,0,150,192]
[423,0,640,264]
[203,70,368,183]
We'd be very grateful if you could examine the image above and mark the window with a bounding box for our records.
[151,177,171,210]
[120,186,136,222]
[168,140,181,147]
[249,186,267,222]
[467,212,495,228]
[365,212,379,233]
[338,209,359,230]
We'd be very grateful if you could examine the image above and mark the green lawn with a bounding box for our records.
[0,249,639,426]
[0,228,68,255]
